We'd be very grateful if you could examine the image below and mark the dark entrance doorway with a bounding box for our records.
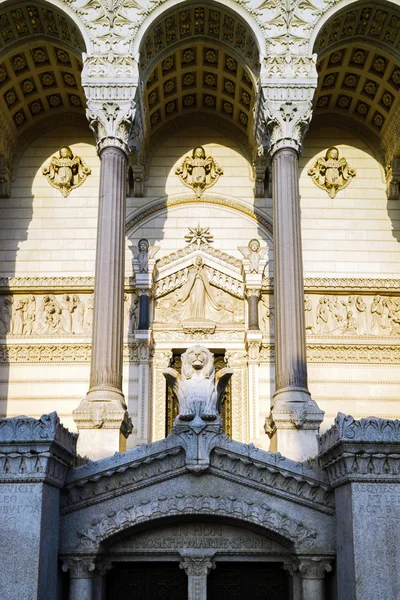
[208,562,289,600]
[106,561,188,599]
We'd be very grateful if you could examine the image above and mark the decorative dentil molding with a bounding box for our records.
[76,494,317,550]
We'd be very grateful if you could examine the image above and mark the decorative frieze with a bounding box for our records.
[76,494,317,551]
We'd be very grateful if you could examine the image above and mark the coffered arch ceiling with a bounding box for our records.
[313,1,400,157]
[138,2,260,147]
[0,0,86,150]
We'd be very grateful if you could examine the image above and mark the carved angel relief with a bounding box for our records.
[238,239,268,273]
[175,146,223,198]
[42,146,91,197]
[307,147,356,198]
[132,238,160,273]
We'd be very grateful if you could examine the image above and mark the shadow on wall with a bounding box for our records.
[299,124,400,266]
[0,124,97,424]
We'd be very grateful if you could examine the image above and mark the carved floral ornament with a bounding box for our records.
[42,147,91,197]
[175,147,223,198]
[307,147,356,198]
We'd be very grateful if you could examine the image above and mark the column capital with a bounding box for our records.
[179,551,215,577]
[82,53,138,155]
[246,288,261,299]
[62,557,96,579]
[261,53,317,156]
[298,557,333,580]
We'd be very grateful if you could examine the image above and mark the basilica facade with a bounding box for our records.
[0,0,400,599]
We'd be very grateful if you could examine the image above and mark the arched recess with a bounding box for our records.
[69,495,317,556]
[132,0,262,165]
[126,194,273,239]
[310,0,400,163]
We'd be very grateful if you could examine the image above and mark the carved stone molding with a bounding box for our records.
[0,412,77,486]
[126,195,273,237]
[61,557,96,579]
[318,413,400,486]
[298,557,333,580]
[82,54,138,154]
[211,449,334,514]
[179,551,215,577]
[76,494,317,551]
[0,276,135,292]
[61,449,185,512]
[307,344,400,365]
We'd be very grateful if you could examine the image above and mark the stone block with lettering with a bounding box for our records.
[0,412,77,600]
[318,413,400,600]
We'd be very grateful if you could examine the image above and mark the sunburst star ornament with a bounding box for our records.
[184,226,214,248]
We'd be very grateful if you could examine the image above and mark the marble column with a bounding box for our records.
[298,558,332,600]
[264,103,324,460]
[62,558,96,600]
[247,288,260,330]
[73,146,132,459]
[180,551,215,600]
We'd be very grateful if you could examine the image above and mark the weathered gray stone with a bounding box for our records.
[0,413,76,600]
[319,413,400,600]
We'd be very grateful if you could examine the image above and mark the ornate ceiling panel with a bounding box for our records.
[0,1,86,58]
[313,43,400,137]
[0,41,85,134]
[314,2,400,62]
[139,4,259,139]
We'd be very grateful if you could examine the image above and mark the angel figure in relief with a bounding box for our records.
[42,146,91,197]
[238,239,268,273]
[132,238,160,273]
[175,146,223,197]
[308,146,356,198]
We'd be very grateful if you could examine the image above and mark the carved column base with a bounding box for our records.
[266,394,324,461]
[73,398,132,460]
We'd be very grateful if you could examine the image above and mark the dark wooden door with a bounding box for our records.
[106,562,188,600]
[207,562,289,600]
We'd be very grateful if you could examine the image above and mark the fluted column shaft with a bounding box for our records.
[272,147,309,401]
[88,146,127,402]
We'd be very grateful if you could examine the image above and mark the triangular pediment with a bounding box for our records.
[60,430,336,557]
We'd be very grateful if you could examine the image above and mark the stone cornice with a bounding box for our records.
[61,448,186,513]
[211,448,334,515]
[262,277,400,294]
[318,413,400,487]
[0,412,77,487]
[0,276,136,293]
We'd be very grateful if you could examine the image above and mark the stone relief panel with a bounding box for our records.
[307,147,356,198]
[175,147,223,198]
[259,292,400,338]
[0,292,138,337]
[42,146,91,197]
[154,257,244,327]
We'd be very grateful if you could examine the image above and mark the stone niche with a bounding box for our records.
[107,521,289,557]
